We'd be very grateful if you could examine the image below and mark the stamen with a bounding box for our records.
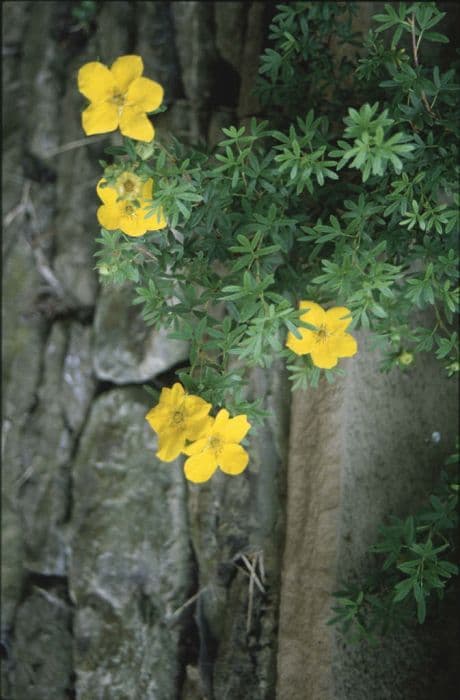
[315,325,330,343]
[209,435,223,454]
[172,410,184,425]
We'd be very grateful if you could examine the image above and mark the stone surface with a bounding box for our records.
[276,331,459,700]
[70,388,192,700]
[61,322,97,433]
[11,586,73,700]
[186,362,290,699]
[93,282,190,384]
[19,322,73,575]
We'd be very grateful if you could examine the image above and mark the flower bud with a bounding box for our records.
[398,351,414,366]
[135,141,155,160]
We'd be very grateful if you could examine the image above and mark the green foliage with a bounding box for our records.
[95,1,459,416]
[71,0,98,32]
[329,447,459,643]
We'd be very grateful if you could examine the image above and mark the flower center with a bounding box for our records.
[172,409,185,425]
[315,325,330,343]
[209,435,223,455]
[116,172,143,201]
[124,203,136,217]
[111,90,125,107]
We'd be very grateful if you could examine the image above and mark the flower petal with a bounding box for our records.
[285,328,316,356]
[184,396,212,439]
[78,61,115,102]
[119,212,148,237]
[141,179,153,200]
[326,306,353,333]
[161,383,185,408]
[309,347,338,369]
[145,404,169,433]
[144,207,167,231]
[156,428,185,462]
[183,438,208,457]
[119,106,154,142]
[331,333,358,358]
[110,55,143,93]
[221,415,251,443]
[81,102,118,135]
[299,300,325,328]
[218,444,249,476]
[184,451,217,483]
[212,409,231,432]
[126,77,164,112]
[97,203,121,231]
[96,179,118,205]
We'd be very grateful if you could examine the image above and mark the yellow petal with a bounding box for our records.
[126,77,164,112]
[184,396,212,439]
[218,444,249,476]
[119,107,154,141]
[325,306,353,333]
[97,203,121,231]
[96,179,118,205]
[156,428,185,462]
[161,383,185,408]
[144,207,167,231]
[183,438,208,457]
[221,415,250,443]
[119,211,148,237]
[184,451,217,483]
[309,347,338,369]
[331,333,358,358]
[78,61,115,102]
[82,102,119,135]
[145,403,170,433]
[141,179,153,200]
[110,55,143,93]
[285,328,316,356]
[212,409,231,433]
[298,300,325,328]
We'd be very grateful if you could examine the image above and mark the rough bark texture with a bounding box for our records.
[2,2,459,700]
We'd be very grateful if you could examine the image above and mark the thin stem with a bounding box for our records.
[410,14,437,118]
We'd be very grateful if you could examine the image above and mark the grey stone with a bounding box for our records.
[12,587,73,700]
[20,322,73,575]
[70,388,192,700]
[61,322,97,433]
[171,1,218,141]
[276,331,459,700]
[21,3,60,160]
[214,2,247,74]
[186,362,289,699]
[93,282,189,384]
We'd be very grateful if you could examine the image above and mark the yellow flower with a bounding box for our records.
[286,300,358,369]
[145,383,212,462]
[183,409,251,484]
[78,55,163,141]
[96,176,166,237]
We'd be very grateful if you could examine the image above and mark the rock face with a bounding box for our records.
[276,332,459,700]
[2,3,281,699]
[70,388,192,699]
